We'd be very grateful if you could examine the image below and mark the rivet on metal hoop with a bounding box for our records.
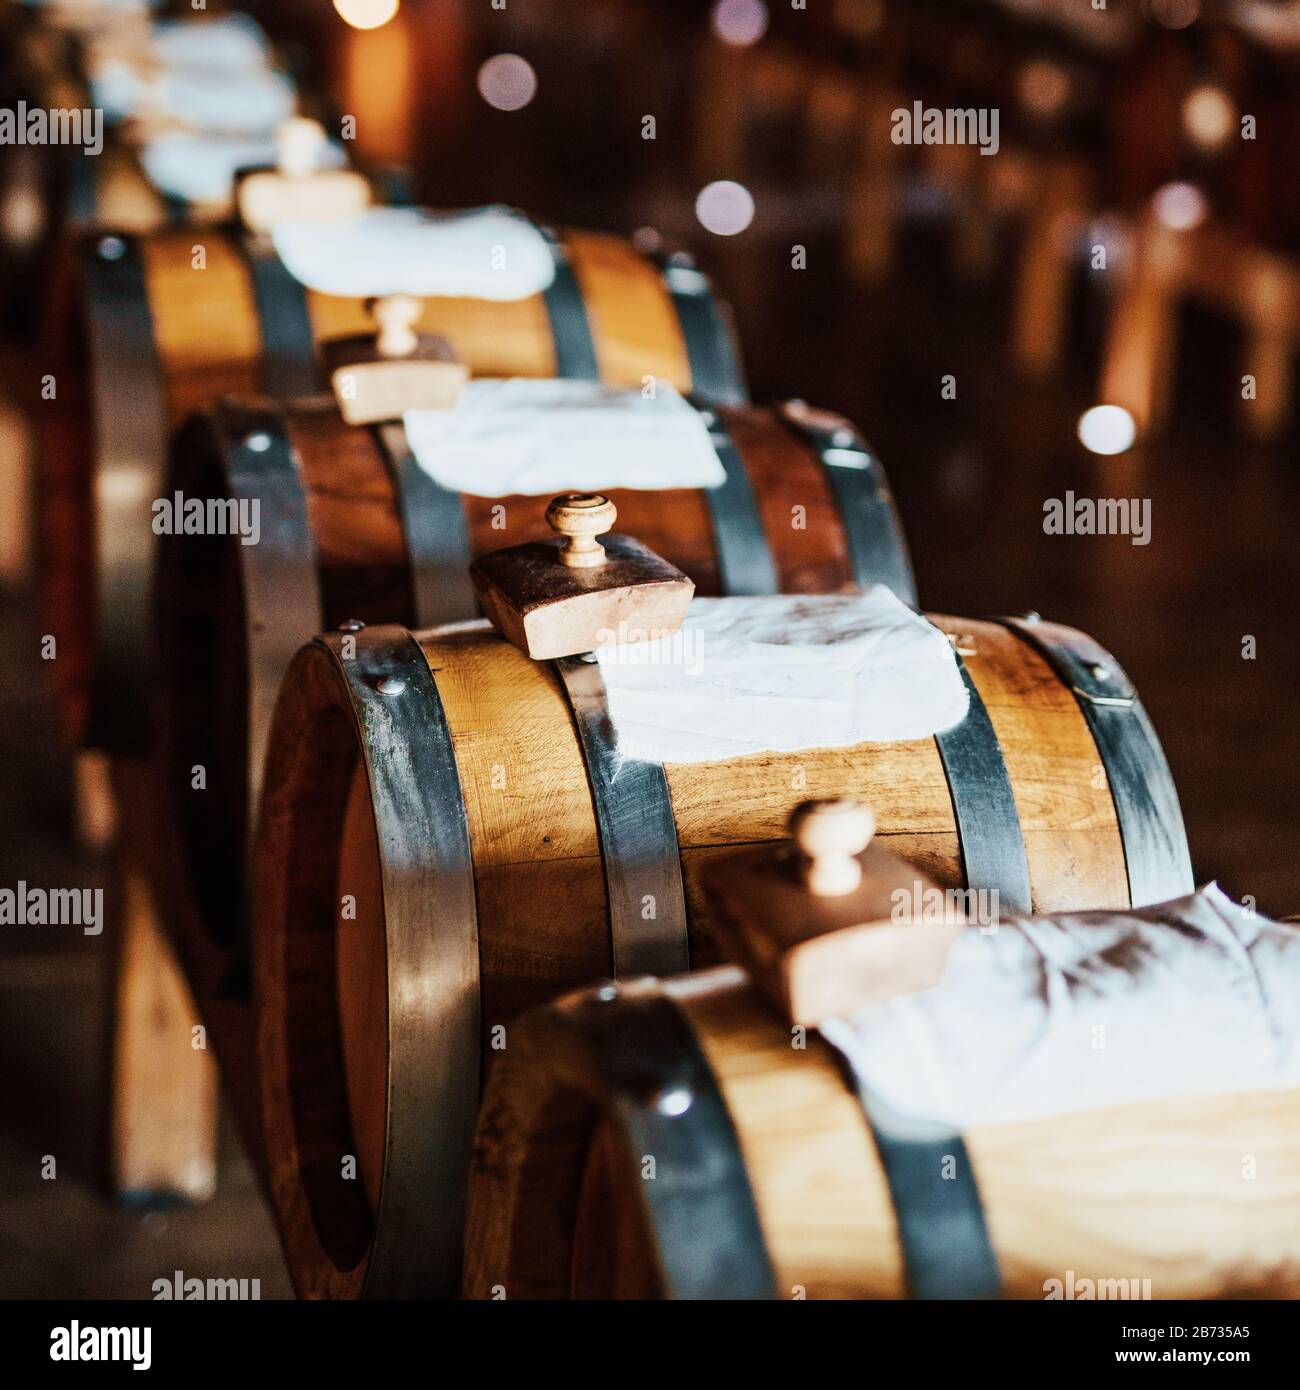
[1088,661,1110,682]
[595,984,618,1003]
[1020,610,1042,623]
[376,675,407,696]
[244,431,273,454]
[97,235,126,261]
[831,427,856,449]
[338,619,365,633]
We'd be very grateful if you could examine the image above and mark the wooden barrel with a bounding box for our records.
[252,608,1192,1297]
[157,394,912,951]
[461,966,1300,1301]
[0,15,170,334]
[39,216,747,751]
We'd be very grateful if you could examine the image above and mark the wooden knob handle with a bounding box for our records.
[545,494,618,569]
[277,116,328,180]
[790,799,876,898]
[369,294,423,359]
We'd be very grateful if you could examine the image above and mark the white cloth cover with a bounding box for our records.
[596,591,969,765]
[150,14,271,72]
[403,381,725,497]
[270,207,556,301]
[140,132,346,207]
[93,62,295,134]
[90,15,286,131]
[820,885,1300,1128]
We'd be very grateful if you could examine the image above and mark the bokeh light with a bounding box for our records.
[1149,0,1200,31]
[711,0,769,47]
[1018,59,1071,121]
[477,54,538,112]
[1077,405,1136,456]
[1182,86,1235,150]
[695,180,755,236]
[333,0,401,31]
[1152,181,1208,231]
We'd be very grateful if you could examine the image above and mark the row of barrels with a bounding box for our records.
[41,208,1217,1294]
[26,2,1291,1302]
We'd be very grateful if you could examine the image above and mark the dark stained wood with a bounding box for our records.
[470,532,695,660]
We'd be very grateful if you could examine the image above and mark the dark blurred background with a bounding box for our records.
[0,0,1296,1296]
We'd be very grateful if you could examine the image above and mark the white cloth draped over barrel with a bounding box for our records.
[270,207,558,302]
[403,381,726,495]
[820,885,1300,1128]
[596,591,970,763]
[149,13,271,71]
[91,15,292,134]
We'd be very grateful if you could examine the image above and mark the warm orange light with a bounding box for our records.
[334,0,400,32]
[341,5,414,162]
[1018,59,1071,121]
[1182,86,1235,150]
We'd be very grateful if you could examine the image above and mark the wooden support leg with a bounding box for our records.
[74,748,117,857]
[691,40,747,181]
[1239,255,1295,442]
[1012,159,1086,377]
[806,69,859,184]
[1097,219,1183,436]
[844,84,897,287]
[107,766,219,1205]
[0,393,32,588]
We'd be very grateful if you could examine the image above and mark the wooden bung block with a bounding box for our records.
[703,799,964,1027]
[324,293,468,426]
[237,117,371,234]
[470,494,694,660]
